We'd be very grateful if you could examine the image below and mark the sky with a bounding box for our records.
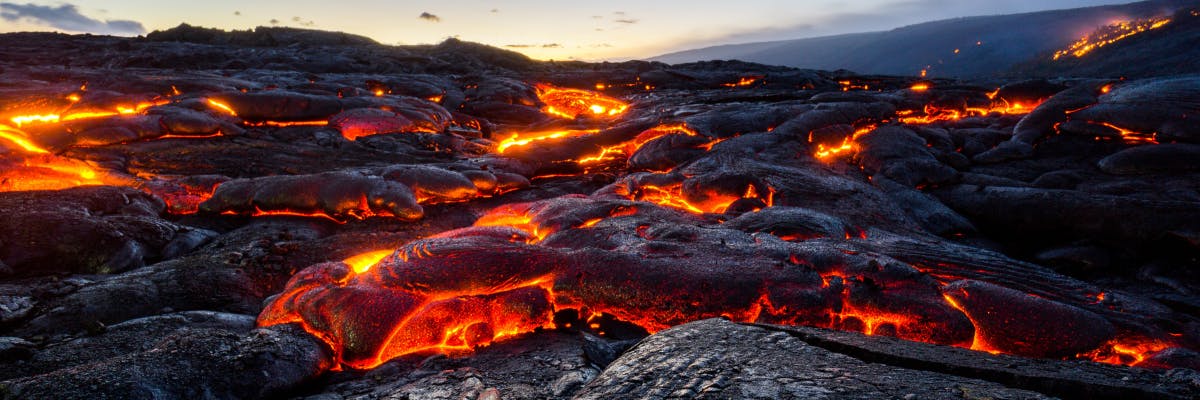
[0,0,1136,60]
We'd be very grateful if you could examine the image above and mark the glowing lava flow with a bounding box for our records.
[942,294,1003,354]
[1095,121,1158,144]
[626,182,770,215]
[577,123,702,165]
[813,94,1042,160]
[206,99,238,116]
[0,158,109,191]
[473,206,545,241]
[1053,17,1172,60]
[261,194,1187,370]
[898,100,1040,126]
[9,100,170,128]
[723,76,761,87]
[344,250,395,274]
[1080,338,1173,367]
[494,128,600,154]
[0,125,49,154]
[839,80,871,91]
[535,84,629,119]
[0,124,125,192]
[814,125,876,160]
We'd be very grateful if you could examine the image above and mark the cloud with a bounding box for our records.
[291,16,315,27]
[505,43,562,48]
[0,2,145,35]
[418,12,440,22]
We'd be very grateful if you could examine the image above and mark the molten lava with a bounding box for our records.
[1053,17,1172,60]
[473,204,545,241]
[0,125,49,154]
[839,80,871,91]
[1080,338,1173,366]
[343,250,395,274]
[206,99,238,116]
[0,123,135,192]
[535,84,629,119]
[942,294,1003,354]
[814,125,876,160]
[723,76,761,87]
[577,123,703,165]
[494,128,601,154]
[9,100,170,128]
[0,154,118,192]
[898,99,1042,125]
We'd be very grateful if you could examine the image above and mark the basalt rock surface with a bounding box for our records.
[0,28,1198,400]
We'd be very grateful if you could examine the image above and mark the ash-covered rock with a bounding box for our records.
[0,324,330,400]
[576,319,1054,399]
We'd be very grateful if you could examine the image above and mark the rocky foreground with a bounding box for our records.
[0,26,1198,399]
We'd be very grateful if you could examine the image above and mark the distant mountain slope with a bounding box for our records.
[1013,8,1200,78]
[651,0,1197,78]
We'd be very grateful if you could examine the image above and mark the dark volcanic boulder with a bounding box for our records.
[1070,76,1200,143]
[933,184,1200,247]
[575,319,1053,399]
[0,311,255,381]
[199,171,423,221]
[1098,143,1200,175]
[943,280,1115,358]
[329,108,419,139]
[0,186,215,276]
[0,324,330,400]
[1012,80,1111,145]
[210,91,342,122]
[856,126,958,186]
[379,165,480,202]
[724,206,850,239]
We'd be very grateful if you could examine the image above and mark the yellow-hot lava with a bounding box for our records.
[536,84,629,120]
[494,128,601,154]
[206,99,238,116]
[0,154,117,192]
[344,250,396,274]
[0,125,49,154]
[1053,17,1172,60]
[814,125,876,160]
[9,100,170,128]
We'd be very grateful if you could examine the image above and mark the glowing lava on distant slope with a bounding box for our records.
[1053,16,1172,60]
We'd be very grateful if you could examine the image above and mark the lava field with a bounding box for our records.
[0,25,1197,399]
